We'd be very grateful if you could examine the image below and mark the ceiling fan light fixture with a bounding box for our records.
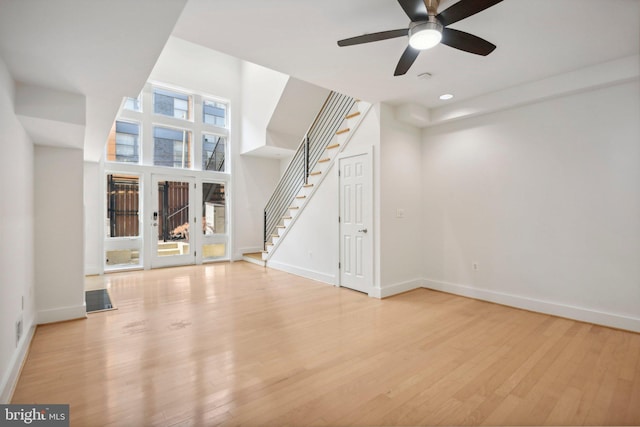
[409,20,443,50]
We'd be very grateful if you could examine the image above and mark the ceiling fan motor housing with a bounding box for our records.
[409,16,443,50]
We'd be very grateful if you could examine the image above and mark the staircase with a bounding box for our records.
[261,93,371,262]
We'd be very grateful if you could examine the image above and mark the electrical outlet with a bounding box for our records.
[472,262,479,271]
[396,208,405,218]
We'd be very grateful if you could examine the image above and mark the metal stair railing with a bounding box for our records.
[264,91,356,250]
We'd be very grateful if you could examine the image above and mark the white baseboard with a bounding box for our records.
[423,278,640,333]
[242,256,265,267]
[267,260,336,286]
[84,264,101,276]
[37,304,87,325]
[370,279,423,298]
[0,322,36,404]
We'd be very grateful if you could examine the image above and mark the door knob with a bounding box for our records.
[358,228,368,233]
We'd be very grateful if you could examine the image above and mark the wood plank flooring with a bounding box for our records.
[12,262,640,426]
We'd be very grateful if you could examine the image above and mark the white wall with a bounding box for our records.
[266,77,330,150]
[35,146,86,324]
[378,104,424,295]
[268,165,340,284]
[270,105,381,286]
[422,80,640,331]
[233,155,281,257]
[240,61,289,154]
[0,57,36,403]
[84,161,102,275]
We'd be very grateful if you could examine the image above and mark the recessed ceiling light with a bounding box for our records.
[439,94,454,100]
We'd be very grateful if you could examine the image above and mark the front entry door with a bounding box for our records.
[150,175,196,268]
[339,153,372,294]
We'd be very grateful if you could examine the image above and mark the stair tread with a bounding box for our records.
[289,206,299,209]
[303,183,314,188]
[326,143,340,150]
[336,128,350,135]
[309,171,321,176]
[282,216,292,220]
[296,195,307,199]
[318,158,330,163]
[345,111,361,120]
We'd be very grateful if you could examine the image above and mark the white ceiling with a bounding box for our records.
[0,0,637,157]
[173,0,640,108]
[0,0,187,160]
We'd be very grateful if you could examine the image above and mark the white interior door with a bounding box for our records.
[339,153,372,294]
[150,175,196,268]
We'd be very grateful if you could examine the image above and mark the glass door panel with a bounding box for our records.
[151,175,195,268]
[201,182,227,261]
[104,173,142,271]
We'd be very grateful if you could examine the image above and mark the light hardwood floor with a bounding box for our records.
[12,262,640,426]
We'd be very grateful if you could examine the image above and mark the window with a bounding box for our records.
[103,81,233,268]
[203,100,227,127]
[106,121,140,163]
[153,126,191,168]
[202,183,226,235]
[202,134,226,172]
[123,94,142,112]
[154,88,191,120]
[106,174,140,238]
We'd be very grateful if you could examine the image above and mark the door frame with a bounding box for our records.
[150,174,197,269]
[337,149,374,295]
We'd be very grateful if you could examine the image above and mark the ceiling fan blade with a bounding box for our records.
[338,29,408,47]
[437,0,503,27]
[441,28,496,56]
[394,46,420,76]
[397,0,428,21]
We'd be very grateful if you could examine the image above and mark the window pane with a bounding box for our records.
[153,126,191,168]
[106,248,141,267]
[202,134,226,172]
[154,88,191,120]
[202,183,225,235]
[174,99,189,119]
[156,180,190,257]
[106,174,140,237]
[106,121,139,163]
[123,95,141,112]
[202,243,225,259]
[203,100,227,127]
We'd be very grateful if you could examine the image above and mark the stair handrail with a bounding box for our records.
[263,91,356,249]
